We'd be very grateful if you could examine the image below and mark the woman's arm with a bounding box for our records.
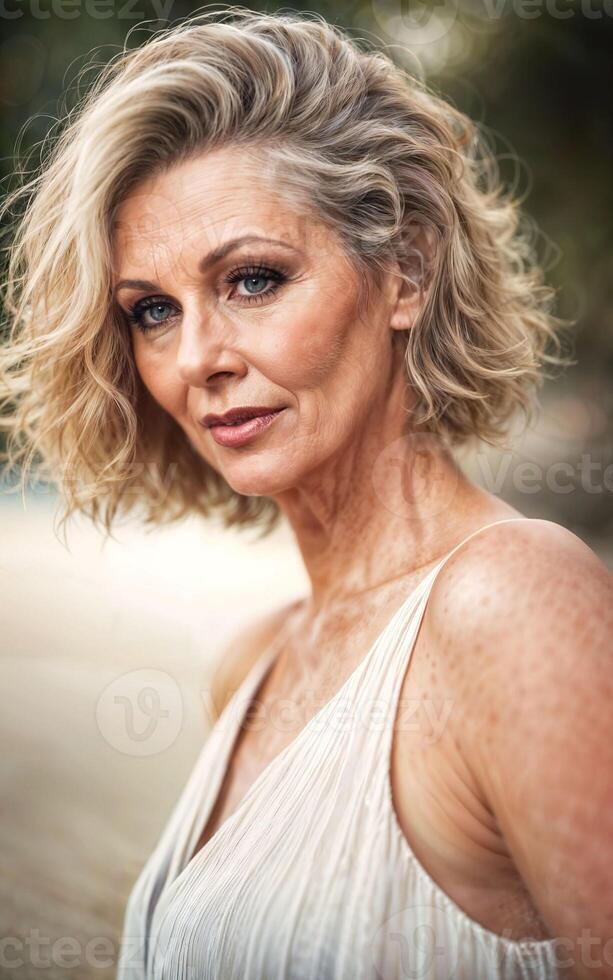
[428,519,613,979]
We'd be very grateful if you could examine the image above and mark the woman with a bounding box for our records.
[1,8,611,980]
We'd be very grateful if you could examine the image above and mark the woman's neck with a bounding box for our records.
[275,433,488,616]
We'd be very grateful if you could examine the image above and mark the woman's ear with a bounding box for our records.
[389,277,425,332]
[389,221,436,333]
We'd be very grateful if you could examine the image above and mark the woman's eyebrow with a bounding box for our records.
[112,235,300,295]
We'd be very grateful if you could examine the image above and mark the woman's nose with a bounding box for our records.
[175,309,246,387]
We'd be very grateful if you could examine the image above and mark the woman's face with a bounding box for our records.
[111,146,406,498]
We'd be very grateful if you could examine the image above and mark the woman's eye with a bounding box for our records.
[123,264,289,334]
[240,275,269,296]
[125,297,178,334]
[225,264,288,304]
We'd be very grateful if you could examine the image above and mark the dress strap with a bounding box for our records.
[364,517,539,809]
[429,516,535,578]
[341,517,538,719]
[398,516,537,625]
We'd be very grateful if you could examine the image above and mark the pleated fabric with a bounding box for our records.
[117,517,562,980]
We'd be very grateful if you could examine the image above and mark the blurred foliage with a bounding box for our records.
[1,0,612,538]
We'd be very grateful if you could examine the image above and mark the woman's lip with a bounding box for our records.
[208,408,286,447]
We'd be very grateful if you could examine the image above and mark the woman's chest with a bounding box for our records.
[194,603,551,944]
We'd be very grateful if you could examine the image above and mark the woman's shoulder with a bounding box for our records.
[425,516,612,687]
[428,515,612,640]
[420,512,613,808]
[419,514,613,799]
[420,516,613,946]
[208,598,302,722]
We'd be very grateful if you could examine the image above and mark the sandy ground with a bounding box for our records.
[0,494,308,980]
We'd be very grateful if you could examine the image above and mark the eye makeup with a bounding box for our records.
[122,259,293,334]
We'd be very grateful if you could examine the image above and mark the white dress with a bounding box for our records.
[116,517,562,979]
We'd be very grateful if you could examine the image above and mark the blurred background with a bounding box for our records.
[1,1,612,977]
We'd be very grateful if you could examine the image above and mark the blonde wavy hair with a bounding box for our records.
[0,5,573,542]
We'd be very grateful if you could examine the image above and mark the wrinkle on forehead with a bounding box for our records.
[111,146,328,278]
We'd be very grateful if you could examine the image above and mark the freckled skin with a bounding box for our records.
[112,146,400,511]
[415,520,613,972]
[112,146,613,972]
[111,143,475,604]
